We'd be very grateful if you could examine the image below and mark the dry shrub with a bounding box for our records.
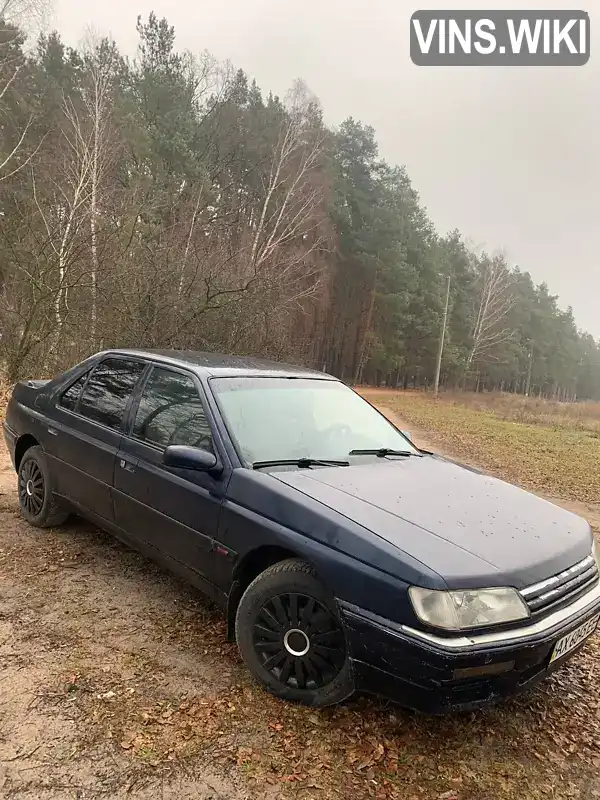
[0,379,14,420]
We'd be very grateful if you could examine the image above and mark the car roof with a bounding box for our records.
[97,349,338,380]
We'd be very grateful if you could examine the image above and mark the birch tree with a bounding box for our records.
[466,254,515,372]
[248,81,327,278]
[32,91,95,366]
[81,37,120,344]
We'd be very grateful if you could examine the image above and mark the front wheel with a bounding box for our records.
[18,445,69,528]
[235,559,355,707]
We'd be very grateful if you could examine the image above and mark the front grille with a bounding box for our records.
[521,554,598,617]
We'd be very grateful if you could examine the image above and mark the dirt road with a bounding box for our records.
[2,422,600,799]
[0,445,251,799]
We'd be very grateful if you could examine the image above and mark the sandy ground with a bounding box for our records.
[0,445,254,799]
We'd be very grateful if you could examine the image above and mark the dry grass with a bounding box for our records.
[361,389,600,507]
[434,391,600,435]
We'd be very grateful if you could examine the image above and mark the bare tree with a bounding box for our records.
[81,36,120,343]
[248,81,327,277]
[32,92,95,366]
[466,254,515,372]
[162,79,330,351]
[0,0,50,28]
[174,57,241,299]
[0,0,50,183]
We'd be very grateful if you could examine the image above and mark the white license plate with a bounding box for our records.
[550,614,600,664]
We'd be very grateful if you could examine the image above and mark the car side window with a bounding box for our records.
[77,358,146,430]
[132,367,214,452]
[59,370,91,412]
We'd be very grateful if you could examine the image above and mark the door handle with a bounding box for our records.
[48,427,58,436]
[119,458,136,473]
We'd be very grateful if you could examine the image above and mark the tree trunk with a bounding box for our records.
[353,282,376,385]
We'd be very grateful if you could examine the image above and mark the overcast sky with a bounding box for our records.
[52,0,599,337]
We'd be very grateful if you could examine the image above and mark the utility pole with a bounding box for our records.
[433,274,451,396]
[525,346,533,396]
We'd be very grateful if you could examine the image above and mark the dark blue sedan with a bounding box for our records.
[3,350,599,712]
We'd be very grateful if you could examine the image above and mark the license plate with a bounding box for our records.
[550,614,600,664]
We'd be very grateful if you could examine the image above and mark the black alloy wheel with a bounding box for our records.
[235,559,355,706]
[17,446,69,528]
[253,592,346,691]
[19,457,45,517]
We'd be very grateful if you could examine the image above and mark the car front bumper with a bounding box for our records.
[340,582,600,713]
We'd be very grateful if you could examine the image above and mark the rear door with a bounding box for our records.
[47,357,147,522]
[113,365,226,584]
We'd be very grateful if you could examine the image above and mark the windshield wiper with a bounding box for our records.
[348,448,420,457]
[253,458,350,470]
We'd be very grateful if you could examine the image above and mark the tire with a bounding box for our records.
[235,558,355,707]
[18,445,69,528]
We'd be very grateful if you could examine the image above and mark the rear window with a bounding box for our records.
[59,371,91,412]
[77,358,146,430]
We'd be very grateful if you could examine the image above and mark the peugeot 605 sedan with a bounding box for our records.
[3,349,599,712]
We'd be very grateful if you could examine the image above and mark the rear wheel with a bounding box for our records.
[235,559,354,707]
[18,446,69,528]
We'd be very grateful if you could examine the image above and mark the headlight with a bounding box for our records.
[408,586,530,631]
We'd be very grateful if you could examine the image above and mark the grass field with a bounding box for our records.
[360,389,600,508]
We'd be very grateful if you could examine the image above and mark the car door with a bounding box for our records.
[112,364,226,585]
[47,357,147,522]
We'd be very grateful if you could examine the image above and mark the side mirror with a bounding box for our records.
[163,445,221,475]
[401,430,413,443]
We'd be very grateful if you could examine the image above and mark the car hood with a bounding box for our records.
[272,456,592,589]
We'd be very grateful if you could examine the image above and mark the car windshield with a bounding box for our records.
[210,377,419,465]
